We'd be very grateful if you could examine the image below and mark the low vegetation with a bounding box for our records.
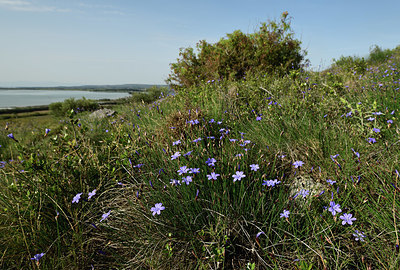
[1,13,400,269]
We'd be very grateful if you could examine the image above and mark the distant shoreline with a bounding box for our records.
[0,99,122,118]
[0,83,167,92]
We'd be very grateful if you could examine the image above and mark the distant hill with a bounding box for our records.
[0,83,168,92]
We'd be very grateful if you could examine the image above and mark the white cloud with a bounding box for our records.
[77,1,125,15]
[0,0,30,6]
[0,0,70,12]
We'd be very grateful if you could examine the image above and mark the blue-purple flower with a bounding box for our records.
[170,179,180,186]
[339,213,356,225]
[293,161,304,168]
[182,176,193,185]
[250,164,260,171]
[262,179,281,187]
[232,171,246,182]
[352,230,365,241]
[72,193,83,204]
[151,203,165,216]
[171,152,181,160]
[189,168,200,174]
[280,209,290,218]
[328,201,342,216]
[183,150,193,157]
[207,172,220,181]
[88,189,96,200]
[31,252,45,262]
[7,133,18,142]
[326,179,336,185]
[173,140,181,146]
[299,189,309,198]
[193,137,202,143]
[367,137,376,144]
[351,148,360,158]
[206,158,216,167]
[177,166,189,175]
[100,210,111,222]
[256,231,265,238]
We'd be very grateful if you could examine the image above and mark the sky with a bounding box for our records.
[0,0,399,87]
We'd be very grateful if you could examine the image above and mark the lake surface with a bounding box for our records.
[0,89,131,109]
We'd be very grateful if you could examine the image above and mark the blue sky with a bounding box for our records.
[0,0,399,86]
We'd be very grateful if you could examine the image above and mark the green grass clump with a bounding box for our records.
[49,97,99,117]
[1,47,400,269]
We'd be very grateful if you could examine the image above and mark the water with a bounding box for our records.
[0,89,132,109]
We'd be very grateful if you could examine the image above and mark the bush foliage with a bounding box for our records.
[167,12,307,89]
[129,86,168,104]
[49,97,99,117]
[332,45,400,74]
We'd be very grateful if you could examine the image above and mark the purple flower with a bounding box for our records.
[367,117,375,121]
[229,138,237,142]
[193,137,202,143]
[256,116,262,121]
[372,128,380,133]
[173,140,181,146]
[352,230,365,241]
[280,209,290,218]
[7,133,18,141]
[177,166,189,175]
[250,164,260,171]
[262,179,281,187]
[31,252,45,262]
[207,172,220,181]
[171,152,181,160]
[256,231,265,238]
[88,189,96,200]
[206,158,216,167]
[326,179,336,185]
[293,161,304,168]
[232,171,246,182]
[339,213,356,225]
[328,201,342,216]
[387,119,393,124]
[182,176,193,185]
[299,189,309,198]
[170,179,180,186]
[330,154,339,161]
[72,193,83,204]
[183,150,193,157]
[100,210,111,222]
[367,137,376,144]
[151,203,165,216]
[351,148,360,158]
[45,128,51,135]
[189,167,200,174]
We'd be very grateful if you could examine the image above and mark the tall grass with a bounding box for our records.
[1,48,400,269]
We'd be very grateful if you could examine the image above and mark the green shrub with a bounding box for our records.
[367,45,395,64]
[167,12,307,89]
[333,55,367,74]
[49,97,99,117]
[129,86,168,104]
